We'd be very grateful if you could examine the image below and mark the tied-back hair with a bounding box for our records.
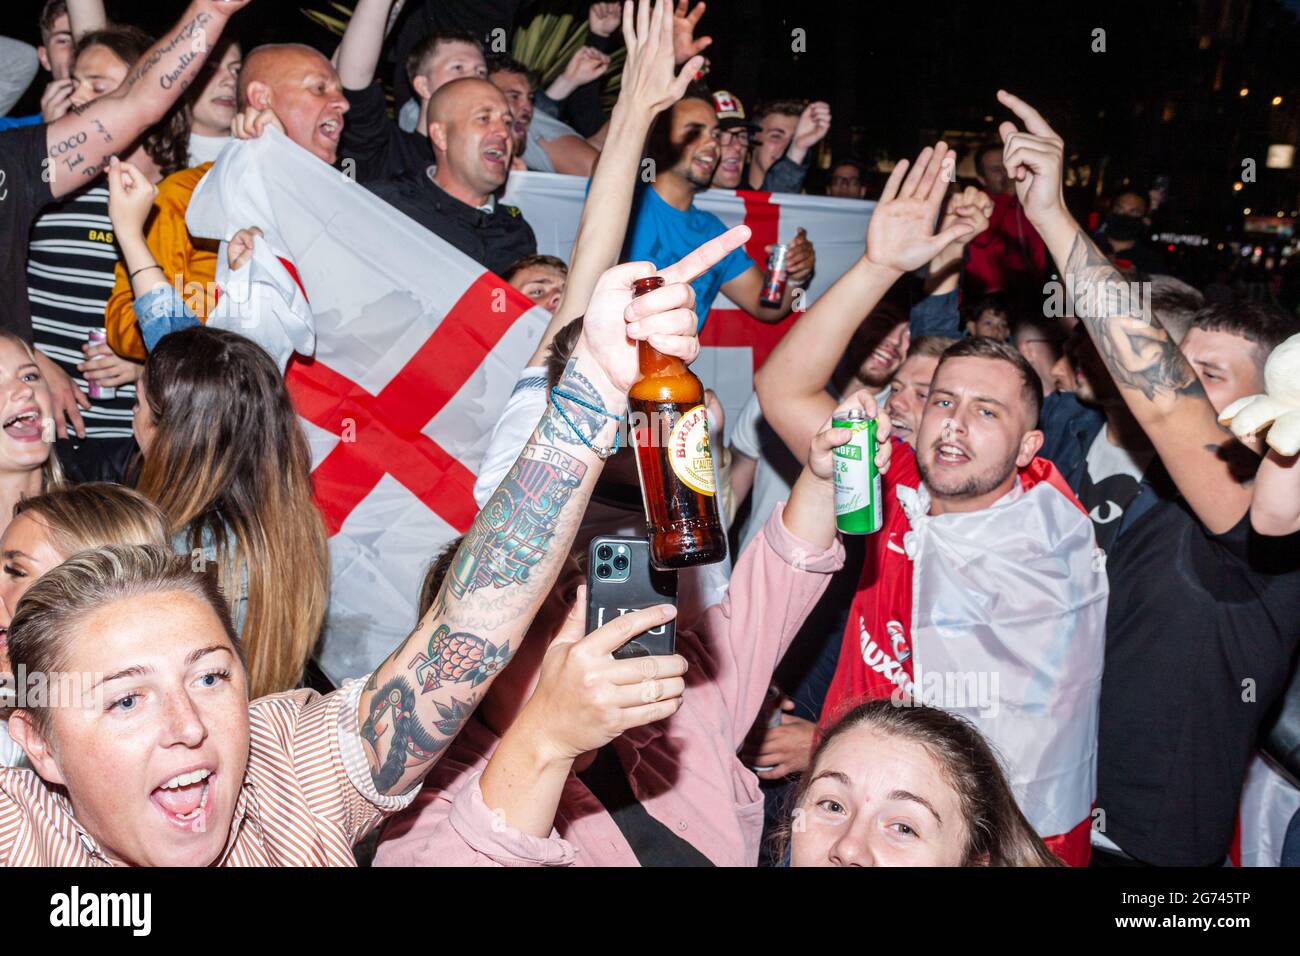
[12,482,168,556]
[775,699,1063,867]
[136,327,328,698]
[0,332,65,494]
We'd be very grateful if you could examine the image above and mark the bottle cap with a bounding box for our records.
[632,276,664,297]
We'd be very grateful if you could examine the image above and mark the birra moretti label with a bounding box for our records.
[668,405,716,496]
[833,413,881,534]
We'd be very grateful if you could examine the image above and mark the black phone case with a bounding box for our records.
[585,536,678,659]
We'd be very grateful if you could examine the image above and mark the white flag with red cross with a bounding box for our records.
[188,130,549,683]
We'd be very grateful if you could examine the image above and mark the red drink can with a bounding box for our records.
[760,243,789,308]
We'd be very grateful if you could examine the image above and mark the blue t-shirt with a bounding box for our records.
[623,182,753,328]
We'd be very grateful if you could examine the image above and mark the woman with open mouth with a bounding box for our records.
[0,333,65,545]
[0,484,169,768]
[0,212,750,865]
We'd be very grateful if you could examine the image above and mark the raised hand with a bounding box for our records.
[778,227,816,284]
[809,388,892,481]
[865,143,977,274]
[588,1,623,38]
[227,226,264,270]
[671,0,712,65]
[792,100,831,154]
[40,78,76,123]
[515,590,688,763]
[620,0,706,117]
[578,223,750,394]
[942,186,993,248]
[105,156,159,239]
[565,46,612,86]
[230,105,285,140]
[996,90,1067,227]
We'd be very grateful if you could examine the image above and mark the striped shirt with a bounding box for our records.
[26,186,137,440]
[0,677,417,866]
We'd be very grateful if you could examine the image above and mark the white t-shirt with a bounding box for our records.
[188,132,230,167]
[474,367,731,620]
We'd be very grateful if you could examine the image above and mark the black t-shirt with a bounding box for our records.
[1076,430,1153,553]
[0,123,54,339]
[1097,497,1300,866]
[340,82,434,184]
[366,171,536,277]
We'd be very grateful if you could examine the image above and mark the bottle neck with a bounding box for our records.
[637,340,689,379]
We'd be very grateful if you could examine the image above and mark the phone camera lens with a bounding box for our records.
[612,555,629,571]
[596,564,611,579]
[596,545,613,562]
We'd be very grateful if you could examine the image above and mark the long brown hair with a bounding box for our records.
[776,700,1063,867]
[137,327,328,698]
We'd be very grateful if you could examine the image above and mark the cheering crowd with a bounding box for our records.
[0,0,1297,869]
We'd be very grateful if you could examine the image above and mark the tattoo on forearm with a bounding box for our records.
[408,625,508,693]
[1064,231,1203,402]
[361,674,479,793]
[125,13,213,90]
[540,356,613,449]
[447,443,587,601]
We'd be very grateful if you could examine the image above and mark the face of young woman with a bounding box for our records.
[132,375,157,457]
[790,727,970,867]
[27,591,249,867]
[0,512,66,674]
[0,339,54,477]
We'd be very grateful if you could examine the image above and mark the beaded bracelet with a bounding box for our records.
[550,386,622,458]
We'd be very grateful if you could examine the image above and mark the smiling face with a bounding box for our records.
[752,111,797,177]
[666,98,721,191]
[916,355,1041,512]
[509,263,565,315]
[790,727,969,867]
[488,69,533,156]
[711,128,750,189]
[19,591,249,867]
[68,43,129,109]
[190,42,242,138]
[429,79,514,197]
[885,354,940,448]
[242,47,349,164]
[1179,327,1265,415]
[850,316,909,390]
[0,338,55,477]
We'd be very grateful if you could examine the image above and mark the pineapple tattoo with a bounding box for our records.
[409,625,509,694]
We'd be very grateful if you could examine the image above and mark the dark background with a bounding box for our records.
[4,0,1299,250]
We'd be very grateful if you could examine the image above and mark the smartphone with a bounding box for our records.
[585,536,678,660]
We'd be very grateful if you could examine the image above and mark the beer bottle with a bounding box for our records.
[627,275,727,569]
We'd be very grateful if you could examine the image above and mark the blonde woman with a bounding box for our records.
[0,332,65,543]
[0,483,169,767]
[132,325,329,698]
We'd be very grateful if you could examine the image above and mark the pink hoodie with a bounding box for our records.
[373,503,844,866]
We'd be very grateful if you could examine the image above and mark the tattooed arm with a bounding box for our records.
[525,0,704,367]
[43,0,251,200]
[997,90,1253,533]
[358,224,752,797]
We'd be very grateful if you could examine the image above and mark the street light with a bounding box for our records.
[1240,87,1250,97]
[1272,96,1283,106]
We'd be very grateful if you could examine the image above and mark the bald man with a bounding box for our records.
[366,77,536,276]
[234,43,349,164]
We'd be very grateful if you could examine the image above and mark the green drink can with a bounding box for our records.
[832,410,881,535]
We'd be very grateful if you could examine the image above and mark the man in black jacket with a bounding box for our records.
[366,77,536,276]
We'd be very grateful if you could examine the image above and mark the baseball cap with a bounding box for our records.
[712,89,759,131]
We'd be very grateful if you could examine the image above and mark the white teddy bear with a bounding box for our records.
[1218,331,1300,456]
